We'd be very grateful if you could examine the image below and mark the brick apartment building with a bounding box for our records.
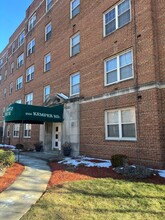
[0,0,165,168]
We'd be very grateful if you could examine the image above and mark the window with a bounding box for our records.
[17,53,24,68]
[26,65,34,82]
[7,125,10,137]
[70,0,80,18]
[27,39,35,56]
[5,52,8,61]
[16,76,23,90]
[4,88,6,98]
[24,124,31,138]
[44,53,51,72]
[105,50,133,85]
[105,108,136,140]
[0,59,3,66]
[28,13,36,31]
[2,107,5,117]
[11,62,14,74]
[18,31,25,47]
[25,93,33,105]
[70,72,80,96]
[4,70,8,80]
[12,41,15,54]
[13,124,20,138]
[104,0,131,37]
[15,99,21,104]
[45,23,52,41]
[9,82,13,94]
[46,0,53,11]
[70,33,80,56]
[44,85,50,101]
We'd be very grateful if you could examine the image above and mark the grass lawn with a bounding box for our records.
[21,178,165,220]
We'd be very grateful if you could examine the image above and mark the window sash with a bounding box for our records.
[71,34,80,56]
[45,24,52,41]
[28,14,36,31]
[70,73,80,95]
[105,50,133,85]
[17,54,24,68]
[104,0,131,36]
[27,40,35,56]
[26,66,34,82]
[24,124,31,137]
[46,0,53,11]
[71,0,80,18]
[18,32,25,47]
[16,77,23,90]
[106,108,136,140]
[44,54,51,71]
[44,86,50,101]
[25,93,33,105]
[13,124,20,137]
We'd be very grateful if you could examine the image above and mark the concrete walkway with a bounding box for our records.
[0,155,51,220]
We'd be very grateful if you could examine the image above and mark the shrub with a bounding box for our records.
[34,142,43,152]
[0,149,15,167]
[62,142,72,156]
[16,143,24,150]
[111,154,128,167]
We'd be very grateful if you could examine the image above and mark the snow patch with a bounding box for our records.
[0,144,16,149]
[58,156,112,168]
[158,170,165,178]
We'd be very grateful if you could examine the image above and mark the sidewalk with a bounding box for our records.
[0,155,51,220]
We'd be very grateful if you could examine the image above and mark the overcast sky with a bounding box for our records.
[0,0,33,52]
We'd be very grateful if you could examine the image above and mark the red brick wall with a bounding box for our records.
[0,0,165,168]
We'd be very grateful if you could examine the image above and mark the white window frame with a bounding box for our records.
[27,38,35,56]
[70,0,80,19]
[26,65,34,82]
[7,125,10,138]
[70,32,80,57]
[24,124,31,138]
[18,31,25,47]
[105,107,136,141]
[4,70,8,80]
[46,0,53,12]
[104,49,133,86]
[0,59,3,66]
[70,72,80,96]
[12,41,15,54]
[45,22,52,41]
[9,82,13,94]
[103,0,131,37]
[28,13,36,31]
[44,85,50,102]
[44,53,51,72]
[13,124,20,138]
[11,62,14,73]
[16,76,23,90]
[17,53,24,68]
[4,88,6,98]
[25,93,33,105]
[15,99,21,104]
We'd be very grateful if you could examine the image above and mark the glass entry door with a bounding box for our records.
[52,123,61,150]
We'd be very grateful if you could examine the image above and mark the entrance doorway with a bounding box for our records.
[52,123,62,150]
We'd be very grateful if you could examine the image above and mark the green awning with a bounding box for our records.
[5,103,64,124]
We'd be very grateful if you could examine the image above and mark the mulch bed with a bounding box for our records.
[0,161,164,194]
[48,162,165,188]
[0,163,24,193]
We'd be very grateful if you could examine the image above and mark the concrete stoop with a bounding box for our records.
[19,151,64,162]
